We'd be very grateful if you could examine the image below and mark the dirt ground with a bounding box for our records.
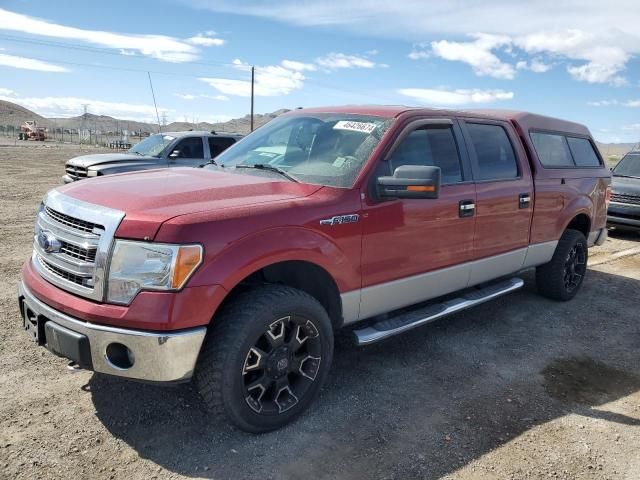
[0,141,639,480]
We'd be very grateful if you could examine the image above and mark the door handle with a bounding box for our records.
[459,199,475,218]
[519,193,531,209]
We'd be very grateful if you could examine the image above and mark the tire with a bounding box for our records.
[195,285,334,432]
[536,229,588,301]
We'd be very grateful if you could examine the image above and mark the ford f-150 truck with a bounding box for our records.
[19,106,611,432]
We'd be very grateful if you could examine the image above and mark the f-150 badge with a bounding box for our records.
[319,214,359,226]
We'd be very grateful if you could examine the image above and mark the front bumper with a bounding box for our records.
[62,174,77,184]
[18,281,206,382]
[607,202,640,229]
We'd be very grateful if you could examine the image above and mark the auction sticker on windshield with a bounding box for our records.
[333,121,377,134]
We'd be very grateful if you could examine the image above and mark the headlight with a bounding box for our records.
[87,169,99,177]
[107,240,203,304]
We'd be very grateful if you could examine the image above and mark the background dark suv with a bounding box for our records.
[63,131,243,182]
[608,150,640,231]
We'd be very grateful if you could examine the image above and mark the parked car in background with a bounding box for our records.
[62,130,243,182]
[607,150,640,231]
[20,106,610,433]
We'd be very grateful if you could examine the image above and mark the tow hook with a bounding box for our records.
[66,361,83,373]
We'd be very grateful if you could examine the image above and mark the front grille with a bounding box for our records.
[611,193,640,205]
[65,164,88,180]
[38,256,92,288]
[45,206,103,234]
[60,241,97,263]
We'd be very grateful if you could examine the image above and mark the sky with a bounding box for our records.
[0,0,639,143]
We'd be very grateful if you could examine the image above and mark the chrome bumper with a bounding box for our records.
[19,281,206,382]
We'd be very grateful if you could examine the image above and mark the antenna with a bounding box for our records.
[147,71,162,134]
[250,65,255,132]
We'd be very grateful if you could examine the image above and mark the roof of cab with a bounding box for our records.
[161,130,244,138]
[287,105,591,137]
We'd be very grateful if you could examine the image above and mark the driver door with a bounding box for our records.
[168,136,207,167]
[359,119,477,319]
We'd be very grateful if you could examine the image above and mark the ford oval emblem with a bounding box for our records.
[37,231,62,254]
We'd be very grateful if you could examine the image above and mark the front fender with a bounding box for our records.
[189,226,360,294]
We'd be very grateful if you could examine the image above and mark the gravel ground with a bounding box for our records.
[1,141,639,480]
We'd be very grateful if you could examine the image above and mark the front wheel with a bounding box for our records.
[536,229,588,301]
[195,285,334,432]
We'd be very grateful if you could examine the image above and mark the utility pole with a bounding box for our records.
[250,65,255,132]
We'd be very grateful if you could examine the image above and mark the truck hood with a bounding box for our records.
[58,167,322,239]
[66,153,154,168]
[611,176,640,196]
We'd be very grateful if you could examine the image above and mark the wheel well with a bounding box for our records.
[222,261,343,328]
[566,214,591,237]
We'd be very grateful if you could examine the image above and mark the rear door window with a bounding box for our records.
[208,137,236,157]
[566,137,602,167]
[465,123,519,180]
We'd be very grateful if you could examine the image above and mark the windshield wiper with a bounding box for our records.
[199,158,218,168]
[235,164,298,182]
[613,174,640,179]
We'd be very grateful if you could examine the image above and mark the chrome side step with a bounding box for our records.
[352,277,524,346]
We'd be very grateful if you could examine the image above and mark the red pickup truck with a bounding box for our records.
[19,106,611,432]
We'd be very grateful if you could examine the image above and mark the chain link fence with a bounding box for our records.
[0,124,147,149]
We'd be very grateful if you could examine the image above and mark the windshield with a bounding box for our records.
[612,153,640,178]
[213,113,393,188]
[128,134,175,157]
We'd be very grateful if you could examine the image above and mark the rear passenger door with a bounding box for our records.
[459,120,534,284]
[168,136,207,168]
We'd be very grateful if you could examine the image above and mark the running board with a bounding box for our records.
[352,277,524,346]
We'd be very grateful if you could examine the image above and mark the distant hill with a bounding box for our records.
[0,99,289,135]
[0,99,637,156]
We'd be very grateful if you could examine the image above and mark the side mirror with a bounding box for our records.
[377,165,441,199]
[169,149,181,159]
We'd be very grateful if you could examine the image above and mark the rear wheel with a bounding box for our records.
[536,229,588,301]
[195,285,334,432]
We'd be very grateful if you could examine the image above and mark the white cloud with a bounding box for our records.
[281,59,317,71]
[589,99,640,107]
[0,93,169,121]
[200,59,305,97]
[430,34,515,80]
[622,124,640,131]
[0,7,221,63]
[315,53,377,70]
[516,30,628,85]
[0,53,68,72]
[397,87,514,106]
[194,1,640,85]
[0,87,16,96]
[186,33,225,47]
[174,93,230,101]
[515,58,551,73]
[408,50,429,60]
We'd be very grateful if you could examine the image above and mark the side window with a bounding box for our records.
[466,123,518,180]
[387,126,463,184]
[174,137,204,158]
[208,137,235,157]
[566,137,601,167]
[530,132,574,167]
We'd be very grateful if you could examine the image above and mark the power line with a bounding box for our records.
[0,33,231,69]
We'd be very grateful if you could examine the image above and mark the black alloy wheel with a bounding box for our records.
[242,315,322,415]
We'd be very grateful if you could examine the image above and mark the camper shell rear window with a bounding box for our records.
[529,131,602,168]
